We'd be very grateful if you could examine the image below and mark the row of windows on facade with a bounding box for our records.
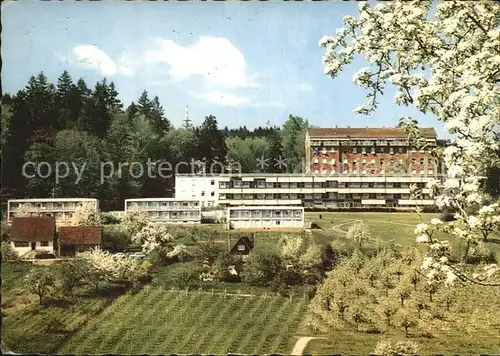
[220,193,425,200]
[229,210,303,218]
[311,169,435,175]
[308,139,417,147]
[145,211,200,217]
[311,157,436,166]
[127,201,199,208]
[14,241,50,247]
[220,181,428,189]
[9,212,74,218]
[311,146,430,155]
[10,202,93,209]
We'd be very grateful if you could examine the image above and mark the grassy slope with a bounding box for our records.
[1,263,125,354]
[58,287,307,354]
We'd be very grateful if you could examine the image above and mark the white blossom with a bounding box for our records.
[416,235,429,243]
[414,223,428,235]
[319,0,500,285]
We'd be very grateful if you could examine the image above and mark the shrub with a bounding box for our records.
[439,210,456,222]
[214,252,243,283]
[58,259,91,296]
[102,226,131,253]
[1,223,10,241]
[101,212,121,225]
[330,238,356,258]
[1,241,18,262]
[240,250,284,286]
[373,339,420,355]
[170,264,201,289]
[466,241,496,264]
[452,240,497,265]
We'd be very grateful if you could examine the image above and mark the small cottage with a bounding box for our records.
[229,235,254,260]
[58,226,102,257]
[10,216,56,257]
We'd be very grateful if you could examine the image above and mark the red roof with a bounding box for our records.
[307,127,437,139]
[10,217,56,242]
[58,227,102,245]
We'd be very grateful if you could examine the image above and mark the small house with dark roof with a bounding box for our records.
[10,216,56,256]
[229,235,254,260]
[58,226,102,257]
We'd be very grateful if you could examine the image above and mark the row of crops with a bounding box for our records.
[59,287,307,354]
[2,297,109,354]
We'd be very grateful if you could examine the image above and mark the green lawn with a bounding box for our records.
[306,211,500,258]
[58,287,307,354]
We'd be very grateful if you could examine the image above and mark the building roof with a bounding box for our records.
[58,227,102,245]
[306,127,437,139]
[10,217,56,242]
[230,235,254,254]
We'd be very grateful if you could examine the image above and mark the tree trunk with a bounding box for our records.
[429,292,433,302]
[405,325,409,338]
[401,297,404,307]
[463,240,470,261]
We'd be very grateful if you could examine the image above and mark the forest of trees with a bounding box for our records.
[1,71,309,210]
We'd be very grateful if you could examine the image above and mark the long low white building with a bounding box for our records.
[7,198,99,224]
[124,198,202,224]
[227,206,305,230]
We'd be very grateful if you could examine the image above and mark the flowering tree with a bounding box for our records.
[78,248,149,292]
[320,1,500,285]
[71,202,101,227]
[24,269,56,305]
[373,339,420,356]
[80,248,119,291]
[131,223,187,262]
[346,222,371,249]
[279,234,307,263]
[120,208,149,238]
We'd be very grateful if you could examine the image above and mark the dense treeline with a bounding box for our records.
[1,71,309,210]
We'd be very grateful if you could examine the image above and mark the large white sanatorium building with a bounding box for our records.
[124,198,202,224]
[175,173,438,209]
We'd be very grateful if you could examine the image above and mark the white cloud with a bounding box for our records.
[145,36,257,89]
[193,91,252,107]
[297,83,313,91]
[73,45,117,76]
[192,91,285,108]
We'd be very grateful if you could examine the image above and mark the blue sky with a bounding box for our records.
[2,0,446,137]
